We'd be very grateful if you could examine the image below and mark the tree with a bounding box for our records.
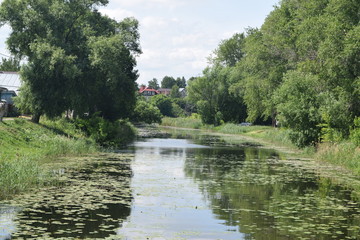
[211,33,245,67]
[0,57,20,71]
[0,0,141,123]
[176,77,186,88]
[274,71,323,147]
[161,76,176,88]
[170,85,181,98]
[150,94,173,117]
[188,65,239,125]
[132,100,162,124]
[148,78,159,89]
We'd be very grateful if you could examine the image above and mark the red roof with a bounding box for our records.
[139,87,159,94]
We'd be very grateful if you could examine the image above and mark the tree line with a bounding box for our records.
[187,0,360,147]
[146,76,187,90]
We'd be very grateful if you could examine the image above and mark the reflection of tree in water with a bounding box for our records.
[185,146,360,239]
[10,156,133,239]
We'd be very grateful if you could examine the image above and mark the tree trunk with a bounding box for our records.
[271,110,277,128]
[31,113,41,123]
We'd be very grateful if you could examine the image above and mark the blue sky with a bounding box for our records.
[0,0,279,85]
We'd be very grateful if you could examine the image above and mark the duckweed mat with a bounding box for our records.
[1,154,133,239]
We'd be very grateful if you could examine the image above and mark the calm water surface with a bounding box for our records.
[1,130,360,239]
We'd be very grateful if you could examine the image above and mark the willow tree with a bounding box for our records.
[0,0,141,122]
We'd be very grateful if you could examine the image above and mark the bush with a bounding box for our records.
[274,71,322,147]
[350,117,360,146]
[171,102,186,117]
[132,100,162,124]
[150,94,173,117]
[74,115,136,147]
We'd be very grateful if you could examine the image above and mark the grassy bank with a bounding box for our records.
[161,117,360,175]
[161,117,295,148]
[0,118,98,199]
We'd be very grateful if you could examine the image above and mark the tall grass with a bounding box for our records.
[215,123,271,134]
[162,117,203,129]
[0,118,98,199]
[316,142,360,175]
[0,157,43,199]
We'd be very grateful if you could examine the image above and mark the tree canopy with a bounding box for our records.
[0,0,141,122]
[148,78,159,90]
[0,57,20,71]
[187,0,360,147]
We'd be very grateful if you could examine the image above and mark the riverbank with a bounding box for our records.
[0,118,99,199]
[161,117,360,177]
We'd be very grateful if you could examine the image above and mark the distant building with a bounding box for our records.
[158,88,171,96]
[179,88,187,98]
[139,86,159,100]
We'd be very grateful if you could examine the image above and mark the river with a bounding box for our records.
[1,129,360,239]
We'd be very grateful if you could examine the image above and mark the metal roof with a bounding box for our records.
[0,72,21,93]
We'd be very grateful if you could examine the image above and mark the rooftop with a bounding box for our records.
[0,72,21,93]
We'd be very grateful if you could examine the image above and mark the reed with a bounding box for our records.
[316,142,360,175]
[161,117,203,129]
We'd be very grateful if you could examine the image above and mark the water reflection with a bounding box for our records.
[180,133,360,240]
[121,138,247,239]
[0,206,18,240]
[2,130,360,239]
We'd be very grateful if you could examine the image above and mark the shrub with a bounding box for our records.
[150,94,173,117]
[132,100,162,124]
[74,115,136,147]
[171,102,186,117]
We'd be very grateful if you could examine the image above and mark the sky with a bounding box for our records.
[0,0,279,85]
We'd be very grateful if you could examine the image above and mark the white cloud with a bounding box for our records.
[172,33,205,46]
[141,16,168,28]
[105,0,185,9]
[168,48,209,61]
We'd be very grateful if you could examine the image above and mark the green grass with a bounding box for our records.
[161,117,360,176]
[214,123,271,134]
[161,117,204,129]
[0,118,98,199]
[316,141,360,175]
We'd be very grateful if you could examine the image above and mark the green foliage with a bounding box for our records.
[0,157,42,199]
[150,94,174,117]
[188,64,246,125]
[171,102,186,118]
[211,33,245,67]
[161,117,203,129]
[148,78,160,90]
[0,57,20,71]
[350,117,360,146]
[88,30,139,120]
[176,77,187,88]
[0,118,98,199]
[0,1,140,122]
[170,85,181,98]
[74,115,136,147]
[161,76,176,88]
[132,100,162,124]
[275,71,322,147]
[316,142,360,175]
